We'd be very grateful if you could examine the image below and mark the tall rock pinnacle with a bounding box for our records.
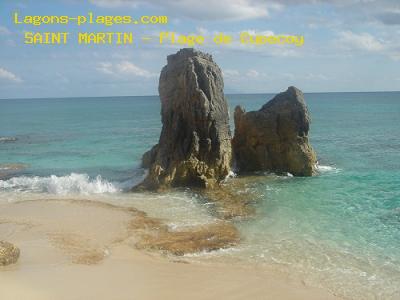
[136,48,232,190]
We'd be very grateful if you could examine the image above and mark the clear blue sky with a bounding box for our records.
[0,0,399,98]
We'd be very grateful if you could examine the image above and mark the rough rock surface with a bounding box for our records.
[0,241,20,266]
[202,186,256,220]
[125,206,240,255]
[134,222,240,256]
[0,163,28,180]
[136,48,232,190]
[141,144,158,169]
[232,86,317,176]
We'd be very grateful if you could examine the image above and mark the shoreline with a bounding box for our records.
[0,197,340,300]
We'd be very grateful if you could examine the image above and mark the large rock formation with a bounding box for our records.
[0,241,20,266]
[232,86,317,176]
[136,49,232,190]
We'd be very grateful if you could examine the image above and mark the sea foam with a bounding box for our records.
[0,173,119,195]
[0,137,17,143]
[316,164,340,173]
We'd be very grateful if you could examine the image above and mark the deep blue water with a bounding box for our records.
[1,92,400,299]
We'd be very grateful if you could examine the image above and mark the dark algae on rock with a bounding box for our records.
[232,86,317,176]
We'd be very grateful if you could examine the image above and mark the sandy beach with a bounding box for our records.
[0,198,340,300]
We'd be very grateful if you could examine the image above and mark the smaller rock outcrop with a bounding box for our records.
[232,86,317,176]
[0,241,20,266]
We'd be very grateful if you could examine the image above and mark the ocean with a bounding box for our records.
[1,92,399,299]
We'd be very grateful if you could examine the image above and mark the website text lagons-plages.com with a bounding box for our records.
[13,12,304,47]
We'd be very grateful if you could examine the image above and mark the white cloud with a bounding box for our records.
[244,69,270,79]
[243,29,275,36]
[116,61,156,78]
[89,0,139,7]
[390,53,400,61]
[331,29,400,60]
[246,69,261,78]
[223,69,240,78]
[88,0,400,23]
[89,0,282,20]
[0,67,22,83]
[97,62,114,75]
[4,39,16,47]
[304,73,329,81]
[196,27,210,36]
[0,26,11,36]
[96,61,156,78]
[337,31,385,52]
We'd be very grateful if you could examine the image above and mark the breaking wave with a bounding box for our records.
[0,136,17,143]
[316,164,340,174]
[0,173,119,195]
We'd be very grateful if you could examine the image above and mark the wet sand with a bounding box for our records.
[0,198,340,300]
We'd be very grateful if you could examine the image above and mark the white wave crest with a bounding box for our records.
[0,137,17,142]
[316,164,340,173]
[0,173,119,195]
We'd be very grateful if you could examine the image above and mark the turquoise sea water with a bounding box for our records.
[1,92,400,299]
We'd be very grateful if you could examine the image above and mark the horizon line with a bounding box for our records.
[1,90,399,101]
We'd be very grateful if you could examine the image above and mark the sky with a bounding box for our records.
[0,0,399,99]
